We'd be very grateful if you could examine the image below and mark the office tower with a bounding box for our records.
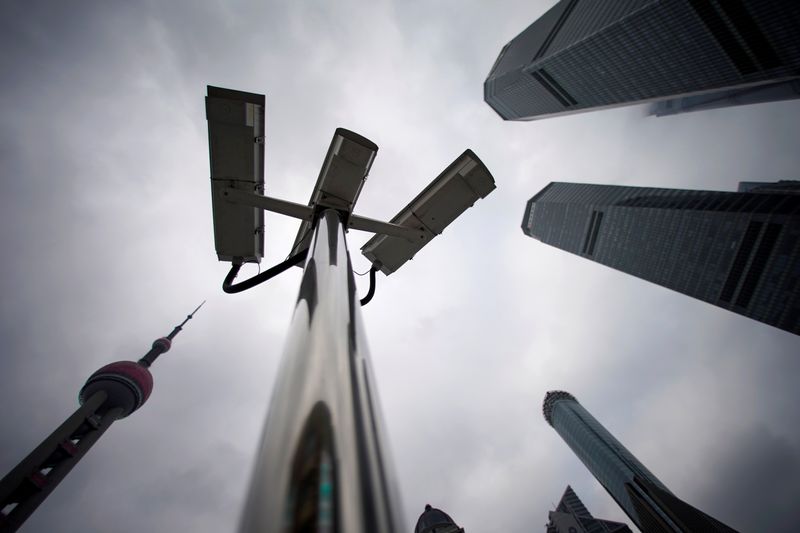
[522,181,800,335]
[415,504,464,533]
[485,0,800,121]
[543,391,738,532]
[546,485,631,533]
[0,303,203,532]
[649,79,800,116]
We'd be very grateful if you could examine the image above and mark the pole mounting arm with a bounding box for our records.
[222,187,314,221]
[347,214,425,241]
[222,187,425,242]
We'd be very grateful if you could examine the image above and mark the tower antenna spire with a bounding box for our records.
[140,301,205,367]
[167,300,206,340]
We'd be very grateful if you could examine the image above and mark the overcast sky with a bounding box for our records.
[1,1,799,532]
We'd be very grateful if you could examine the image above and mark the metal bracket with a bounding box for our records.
[222,187,314,221]
[222,187,424,242]
[347,214,425,241]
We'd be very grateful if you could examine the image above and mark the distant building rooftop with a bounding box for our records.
[414,504,463,533]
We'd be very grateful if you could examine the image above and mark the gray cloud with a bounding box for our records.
[1,1,799,533]
[692,426,800,532]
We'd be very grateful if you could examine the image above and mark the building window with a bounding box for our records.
[582,210,604,256]
[532,68,578,107]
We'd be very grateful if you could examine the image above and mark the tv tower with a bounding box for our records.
[0,302,204,532]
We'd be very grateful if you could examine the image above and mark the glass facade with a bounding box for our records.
[523,182,800,336]
[544,392,668,526]
[485,0,800,120]
[543,391,738,532]
[649,79,800,116]
[546,485,632,533]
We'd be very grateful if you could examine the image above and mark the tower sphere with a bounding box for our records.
[152,337,171,352]
[79,361,153,418]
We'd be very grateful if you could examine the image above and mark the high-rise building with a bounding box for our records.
[485,0,800,121]
[546,485,631,533]
[522,181,800,335]
[0,303,203,532]
[543,391,739,533]
[649,79,800,116]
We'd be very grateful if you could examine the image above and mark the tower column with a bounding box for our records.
[0,304,202,532]
[0,391,124,531]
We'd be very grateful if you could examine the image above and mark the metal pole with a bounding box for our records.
[239,209,404,533]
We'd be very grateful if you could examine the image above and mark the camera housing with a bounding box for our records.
[361,150,495,275]
[206,86,265,263]
[289,128,378,256]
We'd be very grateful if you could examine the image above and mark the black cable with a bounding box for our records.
[359,266,377,306]
[223,249,308,294]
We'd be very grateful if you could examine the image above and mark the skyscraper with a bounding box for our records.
[485,0,800,121]
[546,485,631,533]
[522,181,800,335]
[0,303,203,532]
[649,79,800,117]
[543,391,738,533]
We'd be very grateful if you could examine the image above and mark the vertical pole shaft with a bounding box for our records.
[239,209,403,532]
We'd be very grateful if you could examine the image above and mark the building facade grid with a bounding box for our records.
[486,0,800,120]
[523,182,800,335]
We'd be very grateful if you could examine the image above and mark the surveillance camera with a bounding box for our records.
[206,86,265,263]
[361,149,495,275]
[289,128,378,257]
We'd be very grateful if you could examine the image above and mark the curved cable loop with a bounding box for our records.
[223,249,308,294]
[359,266,377,306]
